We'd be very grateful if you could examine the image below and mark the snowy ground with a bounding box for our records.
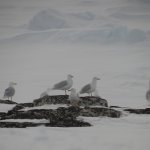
[0,0,150,150]
[0,104,150,150]
[0,114,150,150]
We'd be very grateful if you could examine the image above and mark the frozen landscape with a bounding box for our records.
[0,0,150,150]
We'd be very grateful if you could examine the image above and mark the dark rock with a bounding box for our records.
[49,106,91,127]
[48,119,91,127]
[33,95,108,107]
[0,122,48,128]
[33,95,69,106]
[8,103,34,114]
[49,106,80,124]
[0,106,91,127]
[124,108,150,114]
[0,104,121,128]
[80,96,108,107]
[0,112,6,117]
[0,99,17,104]
[0,120,91,128]
[80,107,121,118]
[110,106,124,109]
[1,109,53,120]
[1,106,121,121]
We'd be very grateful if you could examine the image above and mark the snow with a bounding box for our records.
[0,0,150,149]
[0,104,16,113]
[21,104,68,111]
[0,119,49,123]
[0,115,150,150]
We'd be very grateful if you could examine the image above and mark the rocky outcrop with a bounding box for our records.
[0,95,122,128]
[80,107,121,118]
[0,112,6,117]
[0,99,17,104]
[49,106,91,127]
[124,108,150,114]
[8,103,34,114]
[1,109,52,120]
[0,120,91,128]
[0,106,91,128]
[33,95,108,107]
[1,106,121,121]
[80,96,108,107]
[0,122,48,128]
[33,95,69,106]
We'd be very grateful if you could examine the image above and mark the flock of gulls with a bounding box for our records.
[40,74,100,106]
[2,74,150,106]
[2,74,100,106]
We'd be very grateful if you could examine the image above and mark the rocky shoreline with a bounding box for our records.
[0,95,149,128]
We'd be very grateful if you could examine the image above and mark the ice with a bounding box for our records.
[28,9,66,31]
[1,25,148,44]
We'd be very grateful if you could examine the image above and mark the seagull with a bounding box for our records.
[146,80,150,103]
[80,77,100,96]
[3,82,17,101]
[94,89,101,98]
[69,88,80,107]
[40,88,51,98]
[52,74,73,95]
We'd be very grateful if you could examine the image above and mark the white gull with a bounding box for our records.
[3,82,17,101]
[69,88,80,107]
[146,80,150,103]
[52,74,73,95]
[80,77,100,96]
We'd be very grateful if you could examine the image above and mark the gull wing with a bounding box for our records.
[4,87,15,97]
[53,80,68,89]
[146,90,150,100]
[80,84,91,94]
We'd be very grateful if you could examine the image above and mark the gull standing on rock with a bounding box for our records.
[52,74,73,95]
[80,77,100,96]
[3,82,17,101]
[69,88,80,107]
[146,80,150,103]
[94,89,101,98]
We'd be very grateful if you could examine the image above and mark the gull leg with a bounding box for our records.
[65,90,67,95]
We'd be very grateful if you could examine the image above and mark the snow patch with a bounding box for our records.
[0,104,16,113]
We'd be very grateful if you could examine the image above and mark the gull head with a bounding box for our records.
[93,77,100,80]
[9,82,17,87]
[68,74,74,78]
